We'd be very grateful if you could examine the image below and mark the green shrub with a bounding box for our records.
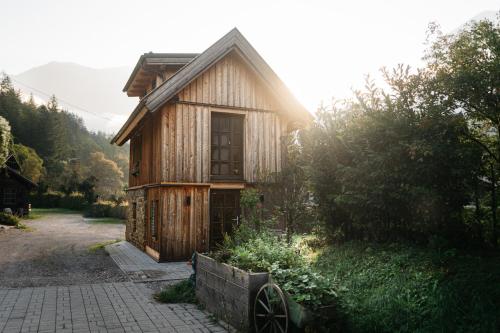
[60,192,87,210]
[0,213,19,226]
[155,280,196,303]
[219,232,305,272]
[29,191,64,208]
[271,265,337,310]
[84,201,127,219]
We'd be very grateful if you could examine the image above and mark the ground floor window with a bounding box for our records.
[132,202,137,232]
[150,200,158,239]
[3,188,16,205]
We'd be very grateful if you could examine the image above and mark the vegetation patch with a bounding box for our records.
[84,217,125,225]
[314,242,500,332]
[88,239,121,253]
[155,280,196,304]
[0,212,20,226]
[31,208,82,216]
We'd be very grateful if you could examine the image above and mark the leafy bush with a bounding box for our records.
[29,191,65,208]
[0,213,19,226]
[59,192,87,210]
[271,265,337,310]
[223,233,305,272]
[155,280,196,304]
[84,201,127,219]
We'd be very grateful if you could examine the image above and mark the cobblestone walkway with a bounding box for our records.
[105,242,192,282]
[0,282,226,333]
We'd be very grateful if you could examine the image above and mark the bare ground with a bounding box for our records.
[0,213,128,288]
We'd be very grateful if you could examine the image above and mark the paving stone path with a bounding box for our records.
[105,242,192,282]
[0,214,227,333]
[0,282,226,333]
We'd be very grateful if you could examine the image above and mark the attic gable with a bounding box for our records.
[145,28,308,118]
[112,28,310,145]
[177,51,279,111]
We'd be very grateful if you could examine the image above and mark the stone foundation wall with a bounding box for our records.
[126,189,146,250]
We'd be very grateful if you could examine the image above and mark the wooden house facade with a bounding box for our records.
[112,28,310,261]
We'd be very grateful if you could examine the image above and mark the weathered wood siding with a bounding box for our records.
[178,52,278,111]
[159,104,286,183]
[129,110,163,187]
[160,186,210,260]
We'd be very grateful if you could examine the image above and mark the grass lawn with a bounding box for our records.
[83,217,126,225]
[312,242,500,332]
[27,208,82,219]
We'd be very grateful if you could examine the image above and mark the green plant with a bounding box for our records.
[0,213,19,226]
[271,265,337,310]
[84,201,127,219]
[223,232,306,272]
[155,280,196,303]
[88,239,121,252]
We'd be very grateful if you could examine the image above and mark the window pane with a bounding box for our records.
[212,134,219,145]
[233,162,241,175]
[220,134,229,146]
[220,148,229,161]
[220,163,229,175]
[211,162,219,175]
[211,147,219,160]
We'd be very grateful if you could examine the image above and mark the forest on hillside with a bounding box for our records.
[0,75,129,203]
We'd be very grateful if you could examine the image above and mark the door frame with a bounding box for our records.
[209,189,241,249]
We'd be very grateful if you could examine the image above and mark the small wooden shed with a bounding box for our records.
[0,155,37,215]
[112,28,310,261]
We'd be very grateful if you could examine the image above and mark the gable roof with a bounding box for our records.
[1,155,37,188]
[112,28,311,145]
[123,53,199,96]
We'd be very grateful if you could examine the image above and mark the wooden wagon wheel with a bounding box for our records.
[254,283,289,333]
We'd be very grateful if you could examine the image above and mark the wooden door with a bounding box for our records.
[210,190,240,248]
[146,190,161,253]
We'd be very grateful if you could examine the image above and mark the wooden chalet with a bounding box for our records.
[0,155,37,215]
[112,28,310,261]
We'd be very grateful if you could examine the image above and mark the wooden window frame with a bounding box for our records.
[210,112,244,181]
[132,202,137,232]
[149,200,159,240]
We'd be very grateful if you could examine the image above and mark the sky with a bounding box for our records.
[1,0,498,123]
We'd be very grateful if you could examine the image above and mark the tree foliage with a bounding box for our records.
[13,143,45,182]
[86,152,124,200]
[302,14,499,247]
[0,115,11,166]
[0,74,129,196]
[423,16,500,246]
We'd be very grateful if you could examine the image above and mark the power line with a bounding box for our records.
[6,74,112,121]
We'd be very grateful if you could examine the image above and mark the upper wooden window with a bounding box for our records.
[211,113,244,180]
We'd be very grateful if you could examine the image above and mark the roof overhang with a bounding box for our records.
[123,53,199,97]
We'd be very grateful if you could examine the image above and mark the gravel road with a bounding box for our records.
[0,213,128,288]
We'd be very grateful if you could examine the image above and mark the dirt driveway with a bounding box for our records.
[0,212,128,288]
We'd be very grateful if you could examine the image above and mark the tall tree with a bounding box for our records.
[424,15,500,246]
